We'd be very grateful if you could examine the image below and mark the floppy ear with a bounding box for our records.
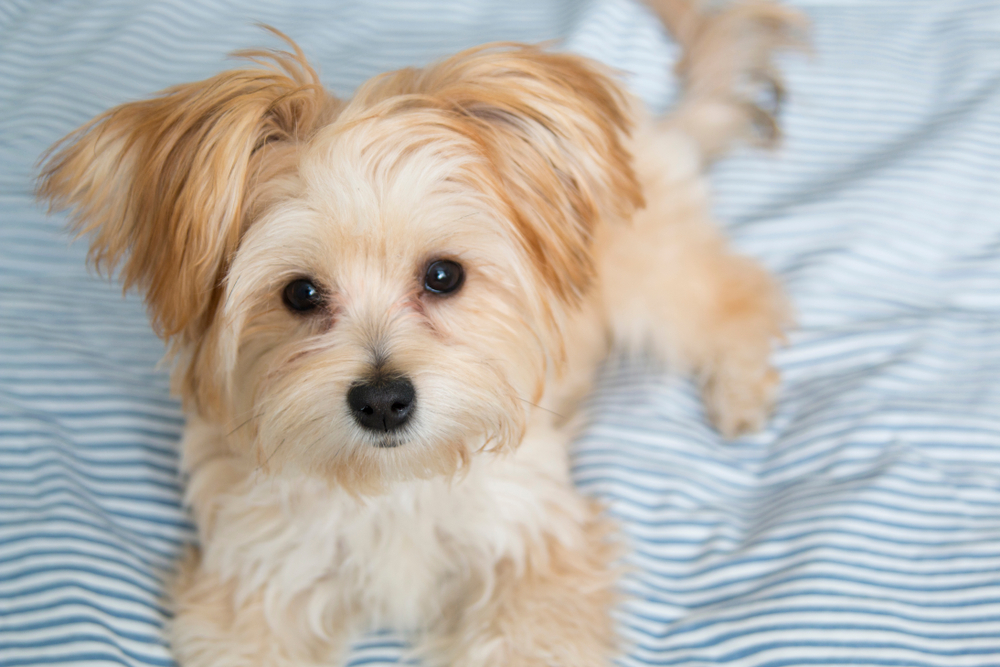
[421,45,644,303]
[37,35,333,343]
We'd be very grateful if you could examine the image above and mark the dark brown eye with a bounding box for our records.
[283,278,324,312]
[424,260,464,295]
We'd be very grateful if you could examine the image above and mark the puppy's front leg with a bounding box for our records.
[598,131,789,437]
[430,513,619,667]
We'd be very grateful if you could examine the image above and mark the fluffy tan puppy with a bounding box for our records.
[38,1,802,664]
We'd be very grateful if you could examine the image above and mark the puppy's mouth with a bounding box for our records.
[375,437,406,449]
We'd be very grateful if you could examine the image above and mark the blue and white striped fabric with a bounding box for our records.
[2,0,1000,665]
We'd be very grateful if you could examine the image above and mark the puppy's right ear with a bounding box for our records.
[37,35,334,343]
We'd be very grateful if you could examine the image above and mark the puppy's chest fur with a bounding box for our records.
[189,409,588,634]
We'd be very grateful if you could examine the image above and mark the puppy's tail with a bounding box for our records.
[646,0,808,162]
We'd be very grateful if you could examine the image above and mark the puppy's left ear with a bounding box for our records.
[426,45,645,303]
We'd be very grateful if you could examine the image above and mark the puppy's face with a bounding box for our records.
[38,39,641,493]
[223,114,549,491]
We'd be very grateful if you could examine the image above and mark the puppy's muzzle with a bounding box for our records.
[347,376,415,434]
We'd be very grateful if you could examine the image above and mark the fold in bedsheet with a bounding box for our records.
[2,0,1000,665]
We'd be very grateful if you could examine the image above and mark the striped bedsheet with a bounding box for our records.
[2,0,999,665]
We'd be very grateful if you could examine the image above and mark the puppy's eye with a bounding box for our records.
[424,260,464,295]
[283,278,324,312]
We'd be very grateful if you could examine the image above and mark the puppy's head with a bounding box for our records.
[38,36,642,493]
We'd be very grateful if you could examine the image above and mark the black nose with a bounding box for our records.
[347,376,416,433]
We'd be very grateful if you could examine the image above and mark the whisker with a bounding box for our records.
[517,395,565,420]
[302,433,329,463]
[257,437,288,472]
[228,410,264,436]
[257,414,333,472]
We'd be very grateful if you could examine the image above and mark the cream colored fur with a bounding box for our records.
[37,2,804,665]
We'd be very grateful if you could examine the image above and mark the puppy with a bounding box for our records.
[38,1,801,664]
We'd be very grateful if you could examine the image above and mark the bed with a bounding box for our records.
[2,0,1000,664]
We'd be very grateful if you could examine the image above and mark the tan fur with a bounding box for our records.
[37,3,802,665]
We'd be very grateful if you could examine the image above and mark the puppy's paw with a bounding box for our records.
[677,0,809,146]
[697,255,790,438]
[704,355,780,438]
